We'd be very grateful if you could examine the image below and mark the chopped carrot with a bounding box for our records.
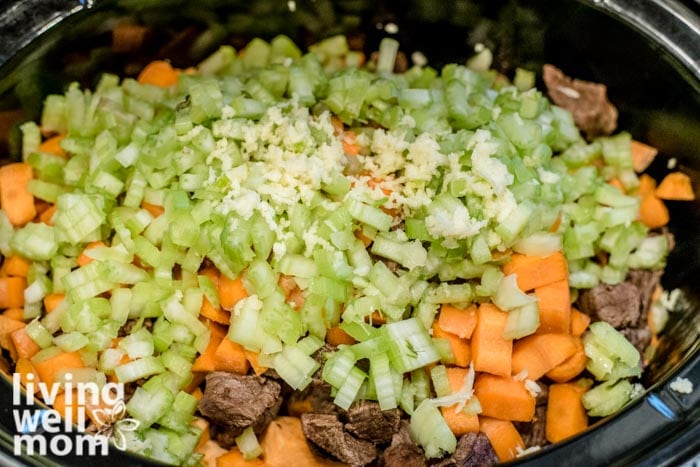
[637,173,657,198]
[213,337,249,374]
[330,116,344,136]
[198,440,229,467]
[479,417,525,462]
[546,382,589,443]
[366,310,387,325]
[534,279,571,334]
[639,193,670,229]
[200,297,231,325]
[39,204,57,225]
[3,308,24,321]
[474,374,535,422]
[37,134,67,158]
[342,130,359,156]
[53,390,81,422]
[140,200,164,217]
[501,251,568,292]
[545,337,587,383]
[15,357,38,395]
[655,171,695,200]
[440,367,480,435]
[0,162,36,227]
[76,241,106,267]
[191,416,210,451]
[137,60,179,87]
[11,327,40,359]
[631,140,658,173]
[548,213,562,233]
[199,266,220,286]
[261,416,345,467]
[569,308,591,337]
[471,303,512,377]
[0,255,31,277]
[511,333,579,381]
[244,349,268,376]
[0,276,27,309]
[191,387,204,402]
[432,322,471,367]
[216,447,265,466]
[192,322,226,373]
[326,326,356,346]
[43,293,66,313]
[184,371,206,394]
[438,303,478,339]
[608,177,625,193]
[218,275,248,311]
[354,229,373,248]
[0,314,26,360]
[32,350,85,387]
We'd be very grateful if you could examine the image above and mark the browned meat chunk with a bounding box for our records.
[435,432,499,467]
[345,400,402,444]
[626,269,663,318]
[579,282,641,328]
[301,413,378,466]
[542,64,618,137]
[620,327,652,355]
[379,421,426,467]
[198,372,282,444]
[515,405,547,449]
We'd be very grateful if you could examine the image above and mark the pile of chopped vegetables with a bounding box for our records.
[0,34,695,465]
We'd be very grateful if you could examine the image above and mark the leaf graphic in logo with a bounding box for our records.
[111,418,141,452]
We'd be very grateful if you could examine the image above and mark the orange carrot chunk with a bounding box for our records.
[200,297,231,325]
[0,276,27,309]
[137,60,179,87]
[3,308,24,321]
[639,193,670,229]
[32,350,85,387]
[440,367,480,435]
[43,293,66,313]
[471,303,512,377]
[569,308,591,337]
[244,350,268,376]
[11,327,40,359]
[474,374,536,422]
[655,171,695,200]
[0,162,36,227]
[545,337,588,383]
[213,337,250,374]
[631,140,658,173]
[501,251,568,292]
[432,322,471,368]
[219,275,248,311]
[0,255,31,277]
[192,323,226,373]
[637,173,657,197]
[511,333,579,381]
[479,417,525,462]
[438,303,478,339]
[534,279,571,334]
[37,134,67,158]
[546,382,589,443]
[326,326,356,346]
[0,314,27,360]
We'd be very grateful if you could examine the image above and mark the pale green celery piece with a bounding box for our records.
[410,400,457,458]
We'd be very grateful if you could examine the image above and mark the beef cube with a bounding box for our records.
[301,413,378,466]
[515,405,547,449]
[579,282,641,328]
[620,327,652,355]
[380,421,426,467]
[198,372,282,440]
[345,400,402,444]
[543,64,618,137]
[626,269,663,319]
[435,432,499,467]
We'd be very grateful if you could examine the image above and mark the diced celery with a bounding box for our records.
[410,400,457,458]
